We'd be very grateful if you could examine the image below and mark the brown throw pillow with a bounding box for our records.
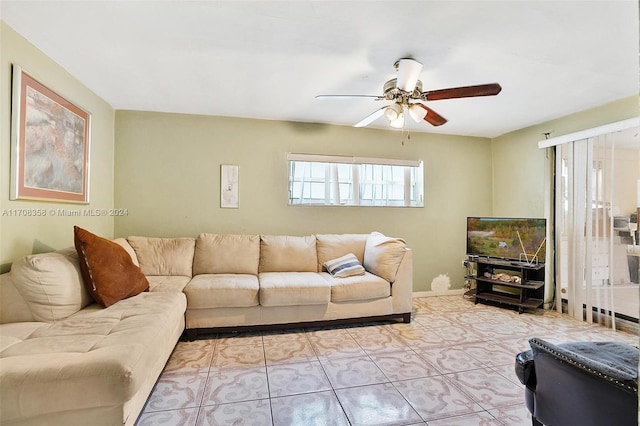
[74,226,149,307]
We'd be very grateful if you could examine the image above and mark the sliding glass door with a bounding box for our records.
[556,128,639,328]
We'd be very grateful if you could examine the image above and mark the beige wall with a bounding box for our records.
[114,111,493,292]
[0,22,115,272]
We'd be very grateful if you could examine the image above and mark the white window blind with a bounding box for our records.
[287,153,424,207]
[552,126,640,329]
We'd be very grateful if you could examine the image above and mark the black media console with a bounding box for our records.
[465,257,545,313]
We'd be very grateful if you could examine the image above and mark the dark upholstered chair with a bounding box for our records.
[515,337,638,426]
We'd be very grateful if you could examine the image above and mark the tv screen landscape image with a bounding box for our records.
[467,217,547,263]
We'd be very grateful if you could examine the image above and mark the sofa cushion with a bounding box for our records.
[185,274,259,308]
[0,322,43,353]
[193,233,260,275]
[316,234,368,271]
[74,226,149,308]
[259,272,330,306]
[0,274,36,324]
[9,248,93,322]
[147,275,191,293]
[0,291,186,423]
[323,253,365,278]
[112,237,140,266]
[363,232,407,283]
[127,236,195,276]
[323,271,391,302]
[259,235,317,272]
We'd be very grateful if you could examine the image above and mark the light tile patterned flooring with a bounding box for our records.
[136,296,639,425]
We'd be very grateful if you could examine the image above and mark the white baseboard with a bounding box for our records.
[413,289,466,298]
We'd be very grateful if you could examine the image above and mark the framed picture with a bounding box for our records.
[10,64,91,203]
[220,164,239,208]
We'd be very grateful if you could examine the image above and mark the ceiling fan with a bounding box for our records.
[316,58,502,129]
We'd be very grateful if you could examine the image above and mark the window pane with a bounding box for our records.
[309,182,325,199]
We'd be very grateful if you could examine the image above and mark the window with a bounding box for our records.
[288,154,423,207]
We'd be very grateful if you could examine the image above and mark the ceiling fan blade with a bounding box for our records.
[418,104,448,127]
[315,95,383,100]
[353,106,387,127]
[422,83,502,101]
[395,58,423,92]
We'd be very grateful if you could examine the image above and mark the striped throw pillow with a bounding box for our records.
[323,253,365,278]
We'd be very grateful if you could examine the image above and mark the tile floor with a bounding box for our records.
[135,296,639,425]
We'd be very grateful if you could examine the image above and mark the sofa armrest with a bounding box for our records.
[515,349,536,388]
[390,248,413,314]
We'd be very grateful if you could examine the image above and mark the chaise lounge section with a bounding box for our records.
[0,248,187,426]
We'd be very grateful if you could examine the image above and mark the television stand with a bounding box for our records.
[465,257,545,313]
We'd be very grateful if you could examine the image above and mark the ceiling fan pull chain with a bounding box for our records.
[401,128,411,146]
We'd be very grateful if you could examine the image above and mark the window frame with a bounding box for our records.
[287,153,424,207]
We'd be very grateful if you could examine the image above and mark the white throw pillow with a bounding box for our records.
[323,253,366,278]
[10,247,93,322]
[363,232,406,283]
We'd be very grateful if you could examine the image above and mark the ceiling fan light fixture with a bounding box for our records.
[395,58,423,92]
[384,103,402,121]
[408,104,427,122]
[389,113,405,129]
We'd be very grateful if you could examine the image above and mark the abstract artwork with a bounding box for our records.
[10,65,91,203]
[220,164,239,208]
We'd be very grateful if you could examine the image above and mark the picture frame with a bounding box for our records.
[10,64,91,203]
[220,164,239,208]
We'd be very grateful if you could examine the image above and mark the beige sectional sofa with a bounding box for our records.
[0,231,411,425]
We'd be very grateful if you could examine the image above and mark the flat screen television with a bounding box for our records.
[466,217,547,264]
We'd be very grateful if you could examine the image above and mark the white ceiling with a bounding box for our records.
[2,1,638,138]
